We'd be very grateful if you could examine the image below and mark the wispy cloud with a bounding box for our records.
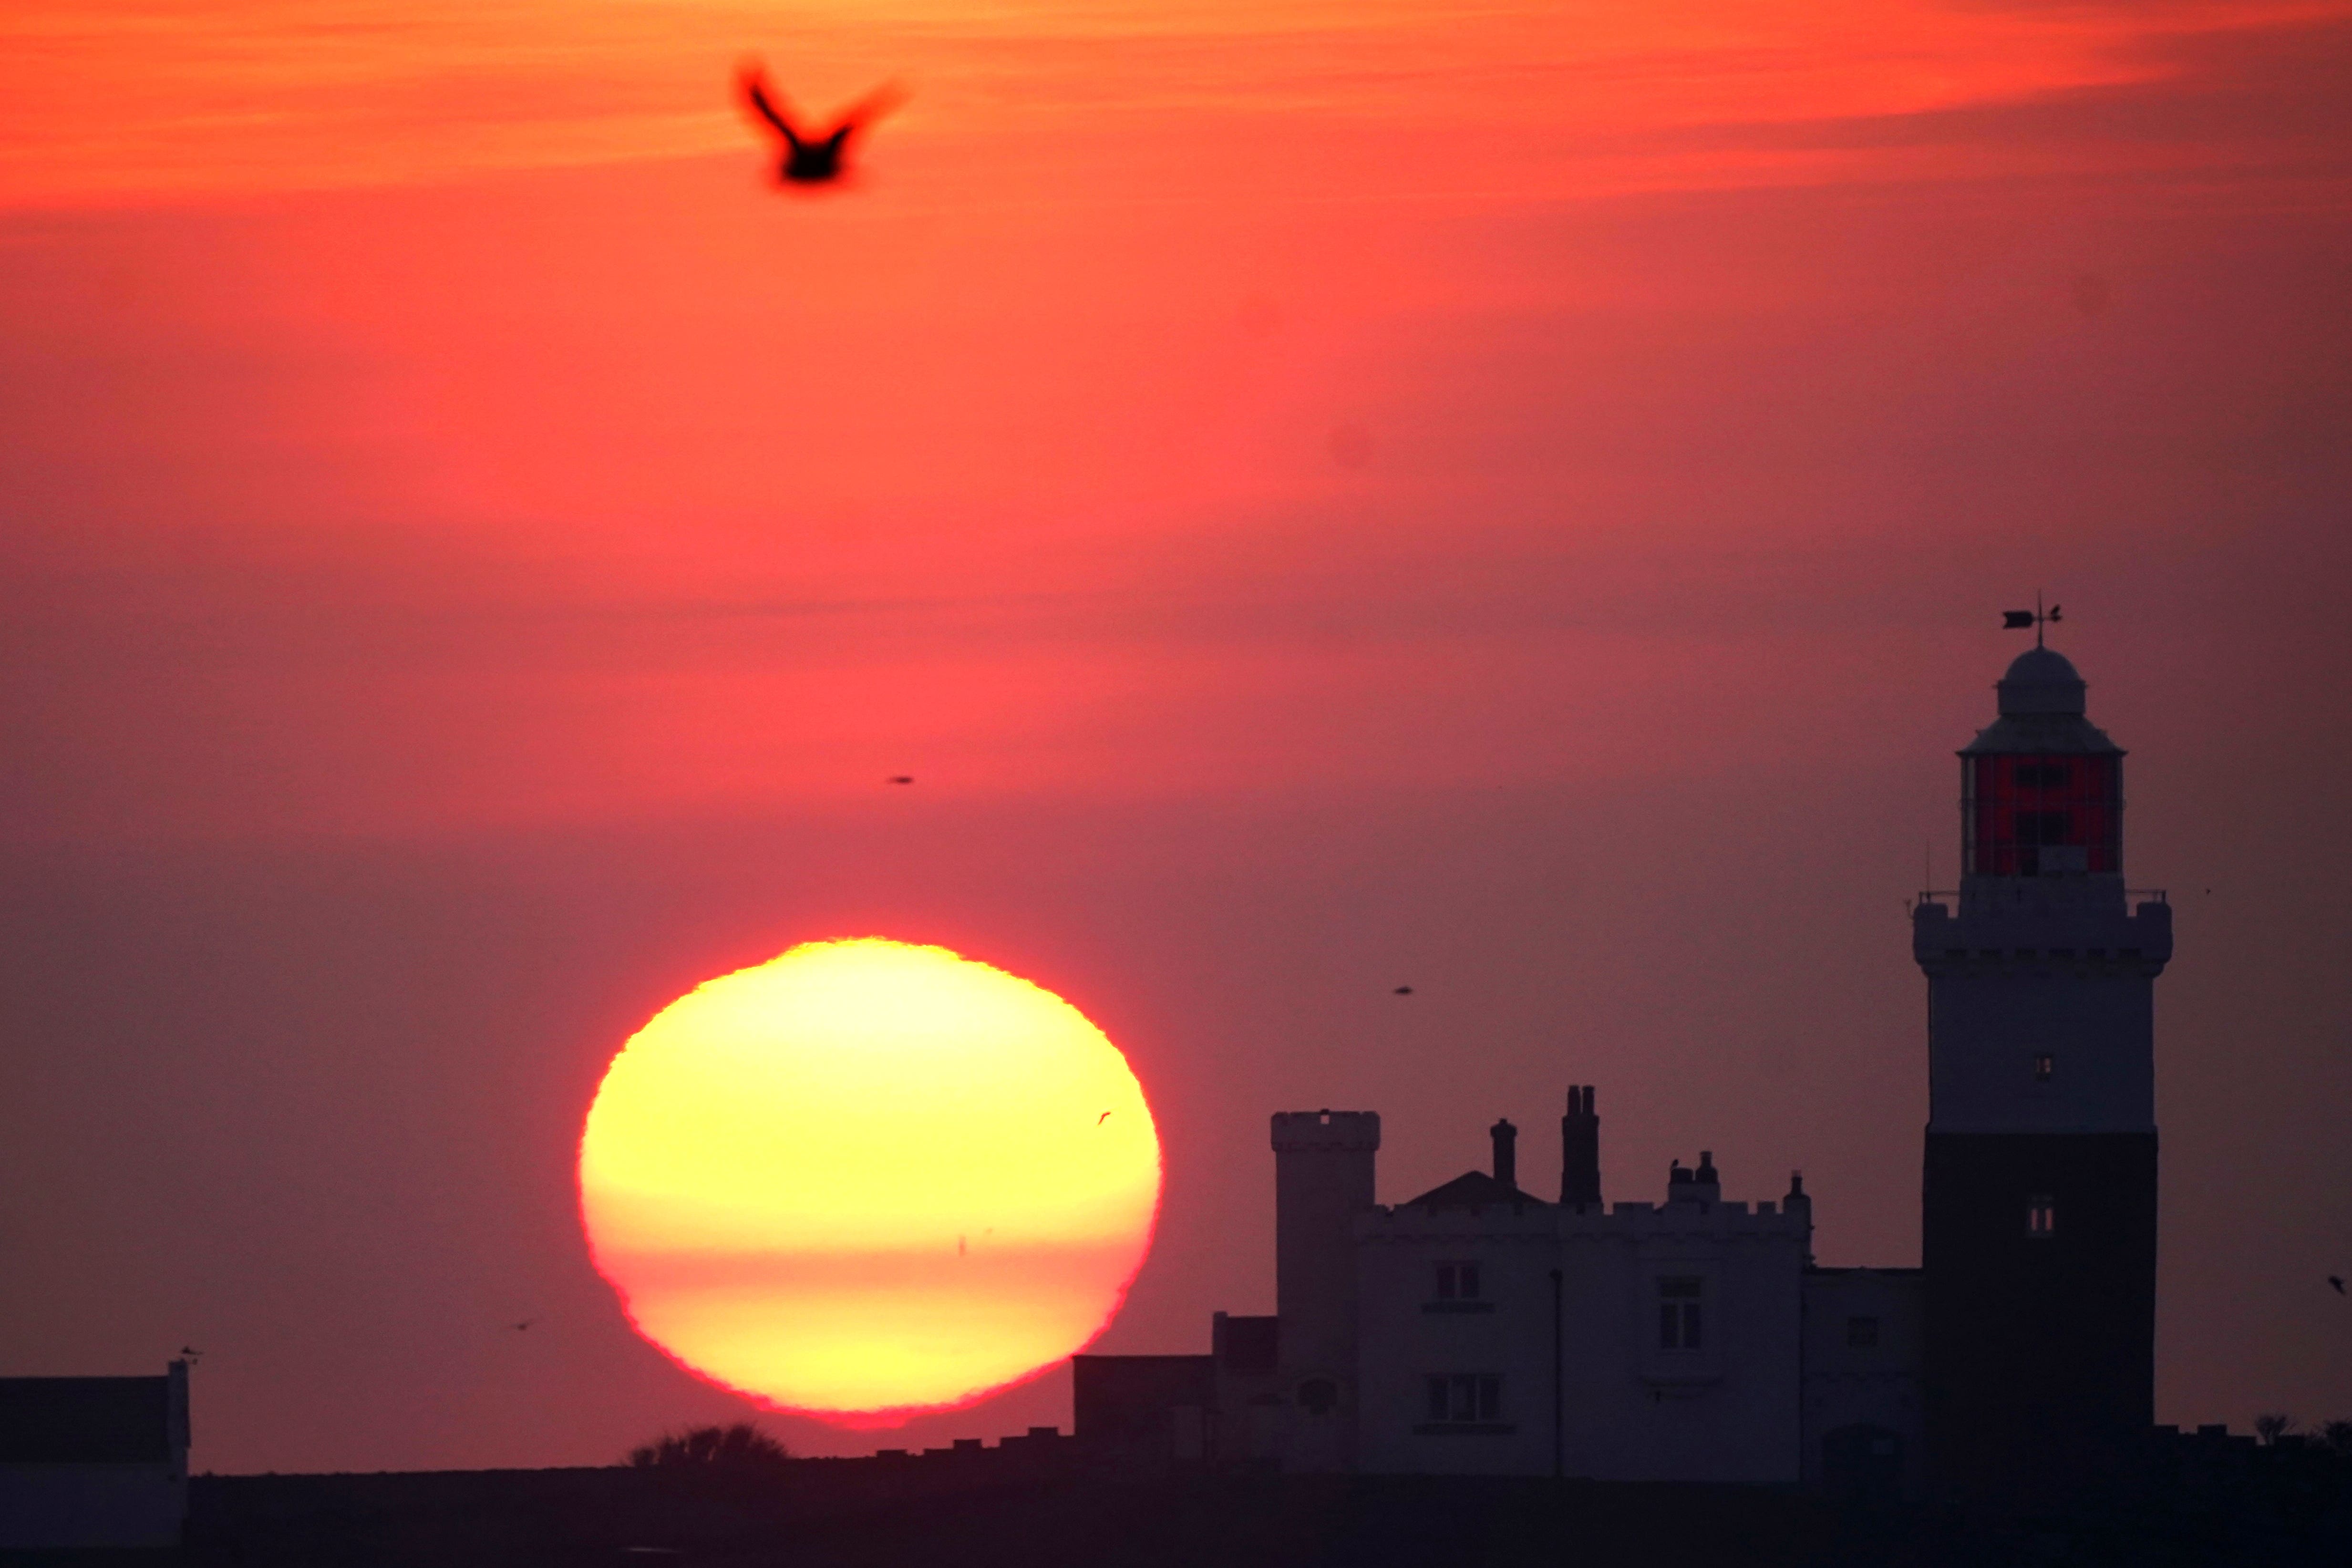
[9,0,2348,206]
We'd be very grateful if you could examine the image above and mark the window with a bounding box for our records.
[1435,1261,1481,1301]
[1658,1277,1703,1351]
[1424,1373,1501,1424]
[2033,1053,2055,1082]
[2013,810,2072,843]
[2027,1195,2057,1238]
[1964,753,2119,876]
[1846,1315,1879,1350]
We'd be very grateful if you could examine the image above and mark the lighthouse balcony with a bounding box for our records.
[1912,889,2171,974]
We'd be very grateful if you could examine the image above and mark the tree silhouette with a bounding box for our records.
[2253,1413,2295,1446]
[2321,1419,2352,1457]
[628,1422,792,1470]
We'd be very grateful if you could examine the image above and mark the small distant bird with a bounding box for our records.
[887,775,914,785]
[510,1320,536,1332]
[1393,986,1413,996]
[1097,1111,1112,1124]
[741,63,905,186]
[2331,1276,2345,1295]
[179,1345,204,1362]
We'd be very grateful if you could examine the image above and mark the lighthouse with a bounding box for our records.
[1912,642,2172,1499]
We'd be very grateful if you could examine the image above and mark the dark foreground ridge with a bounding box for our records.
[20,1436,2332,1568]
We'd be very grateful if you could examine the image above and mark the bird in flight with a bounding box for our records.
[179,1345,204,1362]
[2331,1276,2345,1295]
[887,775,914,785]
[510,1319,536,1332]
[740,64,905,186]
[1393,986,1413,996]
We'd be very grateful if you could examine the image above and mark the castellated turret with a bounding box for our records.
[1269,1110,1380,1471]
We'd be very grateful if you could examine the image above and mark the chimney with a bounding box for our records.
[1490,1118,1518,1189]
[1559,1085,1601,1208]
[1784,1169,1813,1263]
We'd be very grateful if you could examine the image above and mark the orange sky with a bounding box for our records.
[7,2,2345,209]
[1,0,2349,1474]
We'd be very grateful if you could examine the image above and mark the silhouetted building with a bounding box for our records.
[0,1360,191,1549]
[1357,1131,1818,1482]
[1076,644,2162,1503]
[1085,1100,1891,1485]
[1914,646,2169,1502]
[1800,1265,1925,1499]
[1071,1354,1213,1466]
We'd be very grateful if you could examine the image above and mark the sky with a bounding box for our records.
[1,0,2349,1471]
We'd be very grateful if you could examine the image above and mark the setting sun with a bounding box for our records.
[578,939,1161,1420]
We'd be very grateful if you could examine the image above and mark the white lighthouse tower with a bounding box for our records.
[1912,640,2172,1499]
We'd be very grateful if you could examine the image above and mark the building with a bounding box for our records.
[1914,643,2169,1501]
[0,1361,192,1549]
[1357,1124,1816,1484]
[1076,640,2166,1500]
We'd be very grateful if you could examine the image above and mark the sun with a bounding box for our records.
[578,939,1162,1421]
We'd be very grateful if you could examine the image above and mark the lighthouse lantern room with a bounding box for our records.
[1959,646,2125,879]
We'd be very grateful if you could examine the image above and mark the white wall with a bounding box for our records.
[1353,1190,1809,1481]
[1916,888,2169,1135]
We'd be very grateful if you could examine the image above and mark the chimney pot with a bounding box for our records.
[1559,1084,1601,1207]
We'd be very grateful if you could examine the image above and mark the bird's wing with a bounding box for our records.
[821,81,909,145]
[740,68,803,148]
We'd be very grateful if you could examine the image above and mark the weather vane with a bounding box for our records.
[2002,593,2063,647]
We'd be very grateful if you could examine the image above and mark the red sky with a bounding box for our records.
[1,0,2349,1470]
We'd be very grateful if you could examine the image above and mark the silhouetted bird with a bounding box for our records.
[511,1320,536,1331]
[887,775,914,785]
[741,64,905,186]
[2331,1276,2345,1295]
[1393,986,1413,996]
[179,1346,204,1362]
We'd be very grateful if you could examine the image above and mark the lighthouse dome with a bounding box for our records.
[1997,646,2087,717]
